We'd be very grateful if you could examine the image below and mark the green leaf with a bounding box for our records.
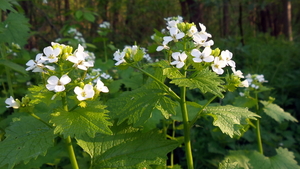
[107,84,175,127]
[83,11,95,22]
[75,10,83,20]
[221,148,300,169]
[77,123,179,169]
[0,0,17,12]
[164,68,225,98]
[27,85,59,106]
[50,101,112,138]
[0,13,31,46]
[204,105,260,138]
[0,115,54,169]
[0,59,27,75]
[260,101,298,123]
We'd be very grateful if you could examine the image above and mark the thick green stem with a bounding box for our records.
[170,120,176,167]
[255,92,263,154]
[62,95,79,169]
[180,85,194,169]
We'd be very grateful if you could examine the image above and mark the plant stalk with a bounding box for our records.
[62,95,79,169]
[180,85,194,169]
[255,92,263,154]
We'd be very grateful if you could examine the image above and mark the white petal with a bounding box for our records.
[43,46,53,56]
[163,36,173,44]
[202,47,212,57]
[26,60,36,67]
[47,76,59,85]
[67,56,78,64]
[203,56,214,62]
[179,52,187,61]
[171,52,180,60]
[53,48,61,56]
[176,32,185,39]
[60,75,71,85]
[156,46,164,51]
[176,62,184,69]
[191,49,200,57]
[54,85,65,92]
[193,58,203,63]
[74,86,83,95]
[46,84,56,91]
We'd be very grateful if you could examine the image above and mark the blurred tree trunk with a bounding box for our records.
[222,0,229,37]
[238,2,244,45]
[64,0,70,21]
[179,0,203,23]
[283,0,293,41]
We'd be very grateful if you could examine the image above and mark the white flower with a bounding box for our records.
[26,53,55,72]
[256,75,268,83]
[191,47,214,63]
[240,80,249,87]
[220,50,235,67]
[187,25,198,37]
[211,57,226,74]
[74,84,95,101]
[113,49,126,66]
[156,41,170,51]
[67,45,94,70]
[5,96,20,109]
[231,67,244,78]
[46,75,71,92]
[192,23,212,47]
[163,27,185,44]
[43,46,61,63]
[96,79,109,93]
[170,52,187,69]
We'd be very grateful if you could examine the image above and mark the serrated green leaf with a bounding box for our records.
[27,85,60,106]
[204,105,260,138]
[0,13,30,46]
[0,59,27,75]
[260,101,298,123]
[77,123,179,169]
[164,68,225,98]
[222,148,300,169]
[0,0,17,12]
[0,115,54,169]
[107,87,165,127]
[50,101,112,138]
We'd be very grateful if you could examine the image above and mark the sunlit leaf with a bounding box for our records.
[204,105,260,138]
[50,101,112,138]
[77,123,179,169]
[260,101,298,123]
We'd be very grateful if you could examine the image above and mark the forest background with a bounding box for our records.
[1,0,300,168]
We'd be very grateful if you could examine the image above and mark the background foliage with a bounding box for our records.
[1,0,300,168]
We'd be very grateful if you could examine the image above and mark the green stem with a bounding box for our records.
[134,66,180,101]
[28,112,53,128]
[255,92,263,154]
[180,66,194,169]
[170,120,176,167]
[180,85,194,169]
[62,95,79,169]
[189,96,217,128]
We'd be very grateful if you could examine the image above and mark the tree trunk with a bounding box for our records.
[222,0,229,37]
[283,0,293,41]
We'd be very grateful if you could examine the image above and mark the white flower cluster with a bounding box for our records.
[113,45,150,66]
[245,74,268,89]
[99,21,110,29]
[67,28,87,48]
[155,16,236,75]
[16,42,110,106]
[85,68,112,84]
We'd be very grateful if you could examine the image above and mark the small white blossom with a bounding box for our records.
[220,50,235,68]
[187,25,198,37]
[5,96,20,109]
[231,67,244,78]
[163,27,185,44]
[99,21,110,29]
[46,75,71,92]
[170,52,187,69]
[211,57,226,74]
[191,47,214,63]
[26,53,55,72]
[96,79,109,93]
[74,84,95,101]
[240,80,249,87]
[67,44,94,70]
[43,46,61,63]
[113,49,126,66]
